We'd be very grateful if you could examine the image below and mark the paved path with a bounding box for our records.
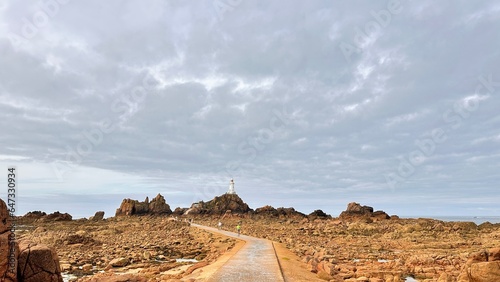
[192,224,285,282]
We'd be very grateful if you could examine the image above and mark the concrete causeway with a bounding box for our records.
[191,224,285,282]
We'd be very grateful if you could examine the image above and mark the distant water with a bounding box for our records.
[403,216,500,225]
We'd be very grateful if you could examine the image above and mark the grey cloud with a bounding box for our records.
[0,0,499,217]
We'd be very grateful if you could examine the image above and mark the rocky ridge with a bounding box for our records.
[20,210,72,222]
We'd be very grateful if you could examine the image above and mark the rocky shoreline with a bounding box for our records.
[15,216,236,281]
[3,195,500,281]
[197,215,500,281]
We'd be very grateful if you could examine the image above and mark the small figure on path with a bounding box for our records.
[218,221,222,230]
[236,224,241,236]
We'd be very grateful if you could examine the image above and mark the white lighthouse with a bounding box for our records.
[227,178,236,194]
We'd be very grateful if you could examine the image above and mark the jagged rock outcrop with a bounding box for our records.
[89,211,105,221]
[339,202,390,222]
[458,248,500,281]
[185,194,251,215]
[115,194,172,216]
[148,194,171,214]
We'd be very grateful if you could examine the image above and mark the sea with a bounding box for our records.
[402,216,500,225]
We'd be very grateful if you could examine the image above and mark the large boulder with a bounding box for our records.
[17,241,63,282]
[108,257,129,267]
[115,194,172,216]
[90,211,105,221]
[341,202,373,216]
[458,248,500,281]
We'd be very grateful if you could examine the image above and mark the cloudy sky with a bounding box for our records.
[1,1,499,218]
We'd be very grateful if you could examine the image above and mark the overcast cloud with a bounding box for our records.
[1,0,499,218]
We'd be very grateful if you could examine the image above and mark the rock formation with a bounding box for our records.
[308,209,331,219]
[115,194,172,216]
[254,205,306,218]
[275,207,306,217]
[148,194,171,214]
[1,199,63,282]
[89,211,105,221]
[41,211,73,221]
[172,207,188,215]
[185,194,251,215]
[18,241,63,282]
[21,211,47,220]
[255,205,279,216]
[1,199,17,282]
[458,248,500,281]
[339,202,390,222]
[19,211,72,222]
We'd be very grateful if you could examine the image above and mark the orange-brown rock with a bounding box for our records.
[339,202,390,221]
[185,194,251,215]
[39,211,72,222]
[458,248,500,281]
[308,209,331,219]
[115,193,172,216]
[17,241,63,282]
[1,199,11,233]
[255,205,279,216]
[89,211,105,221]
[21,211,47,221]
[81,273,148,282]
[1,199,17,282]
[489,248,500,261]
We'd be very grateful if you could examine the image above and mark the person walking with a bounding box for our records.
[236,224,241,236]
[218,221,222,230]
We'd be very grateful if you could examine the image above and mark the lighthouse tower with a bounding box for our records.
[227,178,236,194]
